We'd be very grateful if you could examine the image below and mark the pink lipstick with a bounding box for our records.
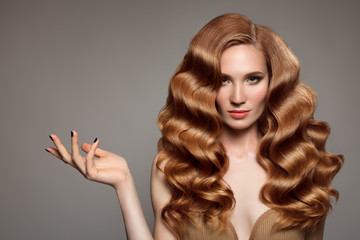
[228,110,250,118]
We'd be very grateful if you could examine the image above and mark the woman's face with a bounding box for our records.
[216,44,269,131]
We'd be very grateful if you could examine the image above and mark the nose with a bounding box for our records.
[230,84,246,105]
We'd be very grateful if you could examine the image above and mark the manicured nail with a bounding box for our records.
[71,131,74,137]
[49,135,53,141]
[45,148,50,153]
[93,138,98,143]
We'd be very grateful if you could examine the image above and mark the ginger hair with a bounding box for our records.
[156,13,343,238]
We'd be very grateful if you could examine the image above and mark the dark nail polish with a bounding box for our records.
[45,149,50,153]
[49,135,53,141]
[93,138,98,143]
[71,131,74,137]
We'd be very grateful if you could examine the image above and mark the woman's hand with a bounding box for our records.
[45,131,130,190]
[46,131,154,239]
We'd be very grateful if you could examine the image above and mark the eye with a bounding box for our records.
[222,76,231,84]
[247,76,262,84]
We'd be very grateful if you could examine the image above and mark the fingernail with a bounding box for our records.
[45,148,50,153]
[93,138,98,143]
[49,135,53,141]
[71,131,74,137]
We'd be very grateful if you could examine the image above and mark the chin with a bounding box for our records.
[224,122,255,132]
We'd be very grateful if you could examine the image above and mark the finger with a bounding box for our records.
[71,131,86,174]
[49,134,72,163]
[45,147,62,159]
[85,138,99,179]
[45,147,81,171]
[81,142,108,158]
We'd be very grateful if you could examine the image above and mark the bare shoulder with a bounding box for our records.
[150,152,176,240]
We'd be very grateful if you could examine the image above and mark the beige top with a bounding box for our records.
[181,210,305,240]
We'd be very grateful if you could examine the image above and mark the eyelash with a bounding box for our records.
[247,76,262,84]
[221,76,262,84]
[222,76,231,84]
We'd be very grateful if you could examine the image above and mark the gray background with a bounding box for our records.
[0,0,358,239]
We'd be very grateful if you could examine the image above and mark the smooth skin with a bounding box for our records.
[46,44,325,240]
[218,44,270,240]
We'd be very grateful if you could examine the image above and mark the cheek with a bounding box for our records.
[252,85,268,105]
[215,90,227,111]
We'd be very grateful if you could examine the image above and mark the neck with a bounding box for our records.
[220,123,261,160]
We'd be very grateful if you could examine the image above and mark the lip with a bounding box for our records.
[228,110,250,118]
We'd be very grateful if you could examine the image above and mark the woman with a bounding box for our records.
[45,14,343,240]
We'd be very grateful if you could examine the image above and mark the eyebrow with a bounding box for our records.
[221,71,265,79]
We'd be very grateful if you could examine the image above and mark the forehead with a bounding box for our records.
[220,44,267,74]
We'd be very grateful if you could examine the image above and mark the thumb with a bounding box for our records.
[81,142,108,158]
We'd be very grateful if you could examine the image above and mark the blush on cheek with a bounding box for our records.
[215,91,227,110]
[253,87,268,104]
[216,96,224,106]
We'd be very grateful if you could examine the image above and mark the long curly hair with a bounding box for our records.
[156,13,343,238]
